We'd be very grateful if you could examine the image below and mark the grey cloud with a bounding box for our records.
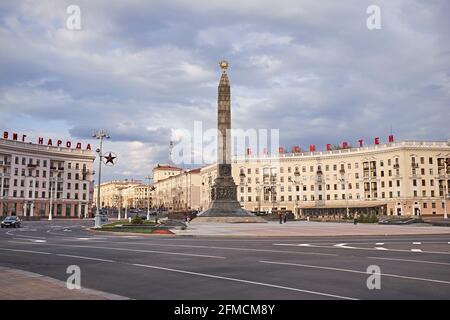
[0,0,449,179]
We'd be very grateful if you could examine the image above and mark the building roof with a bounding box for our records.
[153,164,183,171]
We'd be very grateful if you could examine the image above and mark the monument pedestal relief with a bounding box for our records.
[195,60,265,223]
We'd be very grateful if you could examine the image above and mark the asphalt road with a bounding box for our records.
[0,220,449,300]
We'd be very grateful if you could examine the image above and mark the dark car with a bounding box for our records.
[1,216,21,228]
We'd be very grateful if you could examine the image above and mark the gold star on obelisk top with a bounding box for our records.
[219,60,229,73]
[104,152,116,165]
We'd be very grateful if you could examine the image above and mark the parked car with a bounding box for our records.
[1,216,21,228]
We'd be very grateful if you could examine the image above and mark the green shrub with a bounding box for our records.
[131,215,143,225]
[357,213,379,223]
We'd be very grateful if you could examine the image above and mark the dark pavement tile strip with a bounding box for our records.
[0,266,129,300]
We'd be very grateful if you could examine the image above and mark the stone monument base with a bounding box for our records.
[192,216,267,223]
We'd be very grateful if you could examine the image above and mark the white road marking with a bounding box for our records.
[6,241,226,259]
[0,247,52,255]
[375,247,387,250]
[13,238,46,243]
[413,242,421,245]
[273,243,450,255]
[260,261,450,285]
[123,242,338,257]
[368,256,450,266]
[375,243,384,246]
[333,243,357,249]
[131,263,357,300]
[411,249,422,252]
[57,254,115,263]
[12,234,47,239]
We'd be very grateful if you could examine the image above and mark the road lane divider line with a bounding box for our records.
[6,241,226,259]
[12,234,47,239]
[0,247,52,255]
[121,242,338,257]
[259,260,450,285]
[13,238,46,243]
[368,256,450,266]
[130,263,357,300]
[57,254,115,263]
[273,243,450,255]
[411,249,422,252]
[375,243,384,246]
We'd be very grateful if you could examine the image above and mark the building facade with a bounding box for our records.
[0,137,95,218]
[153,167,201,211]
[153,164,182,183]
[93,180,150,210]
[198,140,450,217]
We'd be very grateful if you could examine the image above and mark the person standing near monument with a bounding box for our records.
[278,212,283,224]
[353,211,358,225]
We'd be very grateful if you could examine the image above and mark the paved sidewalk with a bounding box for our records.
[0,266,129,300]
[173,221,450,237]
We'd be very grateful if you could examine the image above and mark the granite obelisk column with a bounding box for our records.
[198,60,256,218]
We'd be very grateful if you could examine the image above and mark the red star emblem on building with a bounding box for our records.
[104,152,116,165]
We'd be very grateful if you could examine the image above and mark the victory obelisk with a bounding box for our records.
[196,60,263,222]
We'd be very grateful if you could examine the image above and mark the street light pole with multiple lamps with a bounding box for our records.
[92,129,110,228]
[144,175,154,221]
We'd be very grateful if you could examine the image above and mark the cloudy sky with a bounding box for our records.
[1,0,449,181]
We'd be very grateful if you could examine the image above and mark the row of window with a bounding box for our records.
[11,190,88,200]
[13,157,87,170]
[239,191,404,202]
[12,168,87,180]
[239,156,446,176]
[10,179,88,190]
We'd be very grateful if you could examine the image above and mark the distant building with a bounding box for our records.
[152,164,183,183]
[152,168,201,211]
[93,180,149,210]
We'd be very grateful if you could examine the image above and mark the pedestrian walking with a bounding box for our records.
[283,213,288,223]
[278,212,283,224]
[353,212,358,225]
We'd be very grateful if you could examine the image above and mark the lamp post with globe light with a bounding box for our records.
[144,176,154,221]
[92,129,110,228]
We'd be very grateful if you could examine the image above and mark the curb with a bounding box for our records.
[86,227,176,237]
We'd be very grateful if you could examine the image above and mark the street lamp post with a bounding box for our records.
[0,173,6,216]
[48,177,54,221]
[145,176,153,221]
[239,170,246,209]
[339,167,350,219]
[444,158,449,219]
[48,174,62,221]
[293,168,301,219]
[255,182,262,212]
[92,129,110,228]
